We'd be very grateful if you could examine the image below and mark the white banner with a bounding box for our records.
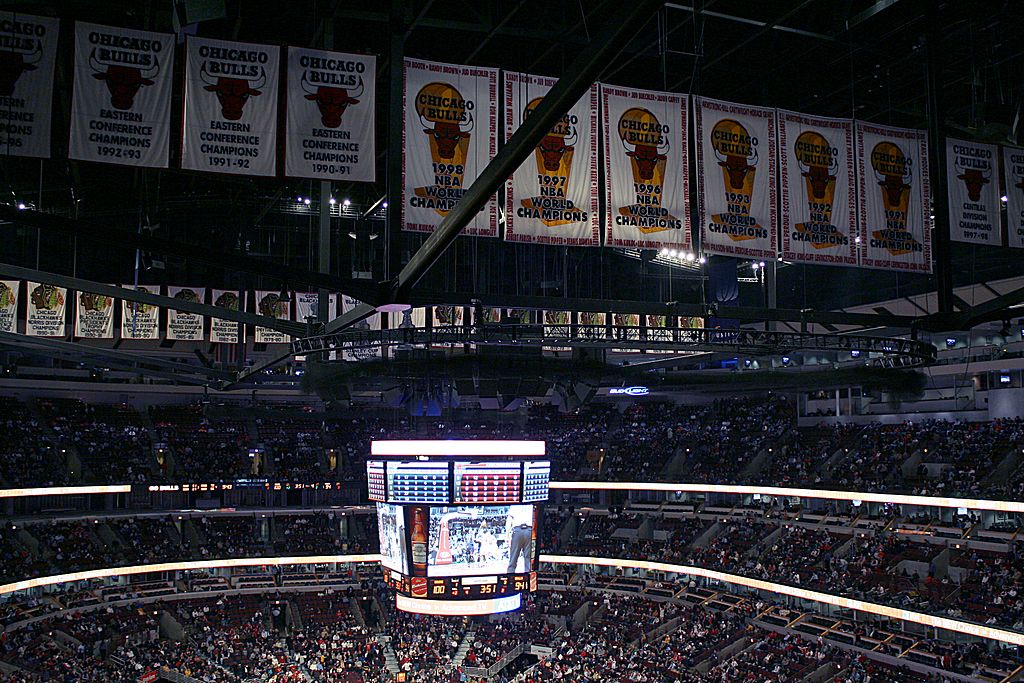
[504,73,598,246]
[0,280,18,333]
[856,122,931,272]
[75,290,114,339]
[25,283,65,337]
[341,296,381,360]
[294,291,338,324]
[402,58,498,236]
[603,85,690,251]
[543,310,570,353]
[696,97,778,259]
[69,22,174,168]
[166,286,205,341]
[1004,147,1024,249]
[0,13,59,158]
[121,286,159,339]
[210,289,240,343]
[183,36,279,176]
[285,47,375,182]
[778,110,857,266]
[946,138,1000,245]
[253,291,290,344]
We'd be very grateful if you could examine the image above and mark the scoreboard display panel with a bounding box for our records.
[454,462,521,503]
[427,504,537,577]
[386,461,449,503]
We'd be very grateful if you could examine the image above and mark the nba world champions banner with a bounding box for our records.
[946,138,1000,245]
[183,36,279,176]
[285,47,375,181]
[603,85,690,251]
[696,97,778,260]
[166,286,205,341]
[0,280,18,333]
[402,58,499,236]
[69,22,174,168]
[855,122,931,272]
[504,72,598,246]
[0,13,59,158]
[1003,147,1024,249]
[778,110,857,266]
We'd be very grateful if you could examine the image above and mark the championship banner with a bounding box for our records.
[69,22,174,168]
[946,138,1000,245]
[183,36,279,176]
[696,97,778,259]
[1004,147,1024,249]
[778,111,857,266]
[210,289,240,343]
[121,286,159,339]
[25,283,65,337]
[341,296,381,360]
[74,290,115,339]
[603,85,690,251]
[402,58,499,236]
[612,312,641,353]
[504,72,598,246]
[855,122,931,272]
[431,305,463,349]
[294,291,338,324]
[285,47,375,181]
[253,291,290,344]
[543,310,570,352]
[0,280,17,333]
[166,286,205,341]
[0,13,58,158]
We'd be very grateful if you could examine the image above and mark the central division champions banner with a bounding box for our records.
[778,110,857,266]
[603,85,690,251]
[285,47,375,181]
[504,72,598,246]
[947,138,1000,245]
[69,22,174,168]
[696,97,778,259]
[1004,147,1024,249]
[855,122,931,272]
[402,58,499,236]
[0,13,59,158]
[0,281,18,333]
[183,36,279,176]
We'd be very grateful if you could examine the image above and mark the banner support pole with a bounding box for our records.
[925,0,953,314]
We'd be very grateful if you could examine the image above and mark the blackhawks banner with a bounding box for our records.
[947,138,1000,245]
[1004,147,1024,249]
[0,280,17,332]
[603,85,690,251]
[341,296,381,360]
[504,72,598,246]
[166,286,205,341]
[778,110,857,266]
[285,47,375,181]
[0,13,59,158]
[69,22,174,168]
[75,290,114,338]
[855,122,931,272]
[25,282,65,337]
[253,291,290,344]
[402,58,499,236]
[183,36,279,176]
[696,97,778,259]
[210,289,241,343]
[294,291,338,324]
[121,286,159,339]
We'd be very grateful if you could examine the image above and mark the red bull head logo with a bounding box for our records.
[89,49,159,111]
[794,131,838,201]
[416,82,473,161]
[618,107,669,182]
[954,157,990,202]
[200,63,266,121]
[711,119,758,191]
[525,97,578,173]
[870,141,912,208]
[0,43,42,97]
[301,73,363,129]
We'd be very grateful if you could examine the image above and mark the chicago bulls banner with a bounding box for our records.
[121,286,159,339]
[0,13,58,158]
[74,289,114,339]
[25,282,65,337]
[210,289,240,343]
[603,85,690,251]
[855,122,931,272]
[253,290,290,344]
[0,280,18,333]
[946,138,1000,245]
[342,296,381,360]
[1004,147,1024,249]
[166,286,205,341]
[778,110,857,266]
[285,47,375,182]
[69,22,174,168]
[696,97,777,259]
[183,36,279,177]
[504,72,598,246]
[402,58,499,236]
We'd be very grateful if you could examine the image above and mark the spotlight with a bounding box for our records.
[1002,195,1009,203]
[751,262,759,270]
[382,201,389,208]
[781,356,790,365]
[303,198,311,205]
[660,247,669,256]
[758,261,765,267]
[669,249,678,258]
[855,236,862,243]
[685,252,695,262]
[945,338,956,347]
[343,198,351,207]
[329,197,337,205]
[698,256,706,264]
[16,202,25,210]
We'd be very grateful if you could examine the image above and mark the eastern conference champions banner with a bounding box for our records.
[183,36,279,176]
[504,73,598,246]
[285,47,375,181]
[856,122,931,272]
[0,13,59,158]
[696,97,777,259]
[603,85,690,251]
[778,110,857,266]
[69,22,174,168]
[403,58,498,236]
[946,138,1000,245]
[1004,147,1024,249]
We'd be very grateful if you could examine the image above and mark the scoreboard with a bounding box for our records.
[367,459,548,505]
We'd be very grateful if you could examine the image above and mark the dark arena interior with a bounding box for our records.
[4,0,1024,681]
